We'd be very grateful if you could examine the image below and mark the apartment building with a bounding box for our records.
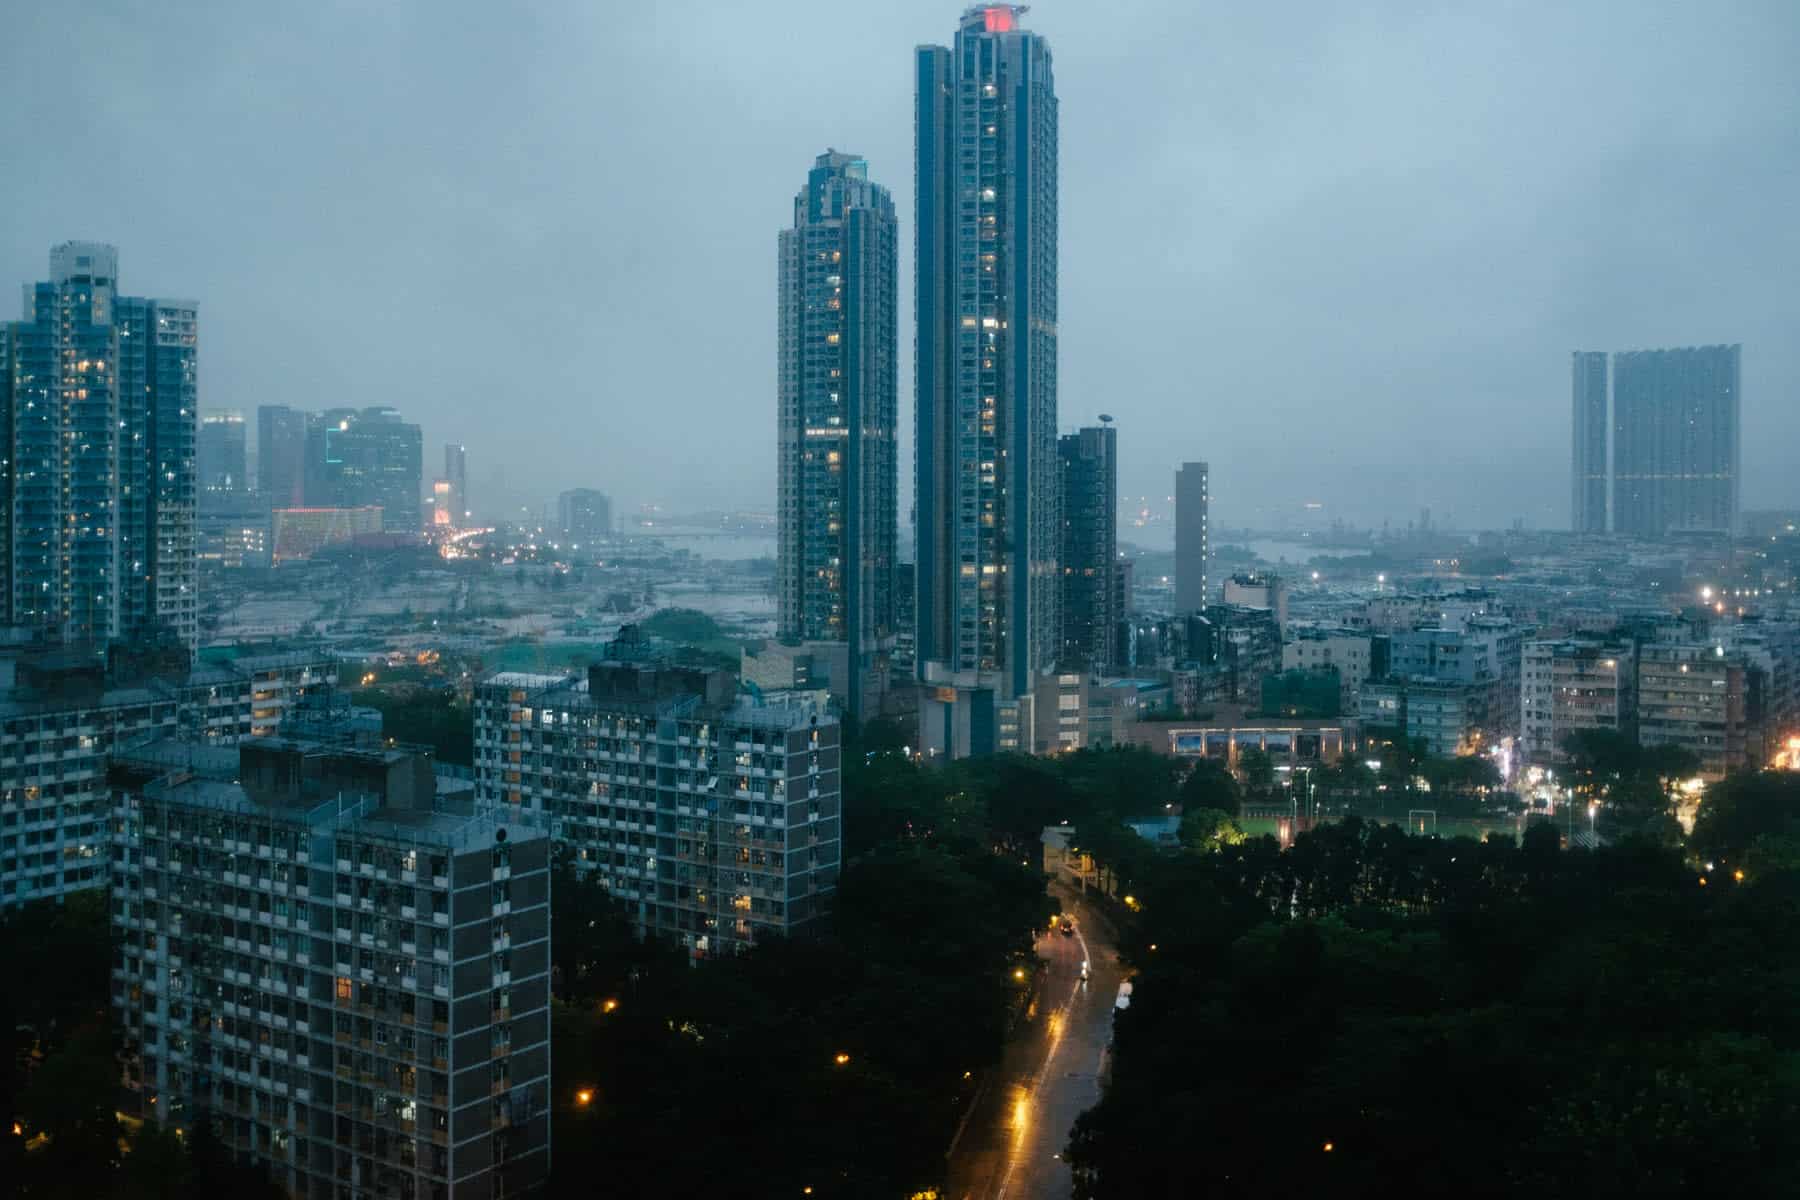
[1637,643,1752,779]
[474,662,841,958]
[1519,640,1636,767]
[111,735,552,1198]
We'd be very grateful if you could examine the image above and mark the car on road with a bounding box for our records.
[1080,959,1090,981]
[1114,981,1133,1011]
[1059,919,1074,937]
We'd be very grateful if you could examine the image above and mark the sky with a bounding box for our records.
[4,0,1797,532]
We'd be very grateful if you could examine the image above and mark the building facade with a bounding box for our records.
[1612,345,1741,537]
[1223,572,1287,626]
[304,407,423,532]
[1282,628,1376,716]
[111,736,552,1198]
[776,150,899,721]
[444,443,468,527]
[271,506,385,563]
[916,5,1060,724]
[1519,639,1635,767]
[1057,423,1117,673]
[473,664,841,959]
[0,243,199,649]
[1637,642,1751,779]
[1571,350,1609,533]
[200,410,249,493]
[258,405,308,507]
[555,489,611,542]
[1175,462,1210,614]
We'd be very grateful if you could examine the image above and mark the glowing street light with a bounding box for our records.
[575,1089,593,1106]
[834,1052,852,1066]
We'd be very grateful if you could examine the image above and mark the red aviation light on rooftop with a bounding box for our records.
[970,4,1026,33]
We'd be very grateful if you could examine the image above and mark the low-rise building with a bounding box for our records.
[1128,705,1348,767]
[110,734,552,1197]
[1360,677,1487,757]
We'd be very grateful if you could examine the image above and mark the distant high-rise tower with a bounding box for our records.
[444,442,468,525]
[303,407,424,531]
[1176,462,1210,613]
[1571,351,1608,532]
[1058,422,1117,673]
[916,5,1059,754]
[199,410,247,493]
[777,149,899,722]
[257,404,307,506]
[1612,345,1740,537]
[0,242,198,649]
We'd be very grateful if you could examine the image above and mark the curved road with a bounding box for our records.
[945,880,1123,1200]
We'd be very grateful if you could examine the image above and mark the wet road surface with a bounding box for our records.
[944,880,1123,1200]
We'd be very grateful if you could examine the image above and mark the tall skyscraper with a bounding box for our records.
[777,149,898,721]
[198,409,247,492]
[0,242,197,648]
[916,5,1059,754]
[1175,462,1210,614]
[1612,345,1741,537]
[1058,421,1116,673]
[1571,351,1608,532]
[445,441,468,524]
[303,406,424,531]
[257,403,308,506]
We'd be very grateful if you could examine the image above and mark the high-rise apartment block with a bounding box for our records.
[1057,423,1117,673]
[200,410,249,493]
[474,663,841,958]
[304,407,423,532]
[111,734,552,1197]
[1571,351,1609,532]
[258,404,309,507]
[1175,462,1210,613]
[0,644,336,906]
[0,243,199,649]
[916,5,1059,754]
[776,150,899,720]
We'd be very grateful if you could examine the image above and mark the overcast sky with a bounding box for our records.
[4,0,1796,532]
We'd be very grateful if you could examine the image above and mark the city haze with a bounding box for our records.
[4,0,1796,528]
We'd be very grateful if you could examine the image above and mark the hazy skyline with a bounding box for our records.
[5,0,1797,530]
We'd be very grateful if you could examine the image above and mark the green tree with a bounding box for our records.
[1691,771,1800,863]
[17,1026,122,1197]
[1237,747,1276,794]
[1178,807,1247,853]
[1179,759,1241,816]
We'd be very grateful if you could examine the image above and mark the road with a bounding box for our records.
[943,879,1123,1200]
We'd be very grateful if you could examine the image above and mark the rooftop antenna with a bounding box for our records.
[1098,413,1114,425]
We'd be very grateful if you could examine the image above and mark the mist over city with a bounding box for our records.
[4,4,1800,1199]
[6,1,1797,528]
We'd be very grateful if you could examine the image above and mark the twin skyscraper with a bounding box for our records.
[776,5,1059,755]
